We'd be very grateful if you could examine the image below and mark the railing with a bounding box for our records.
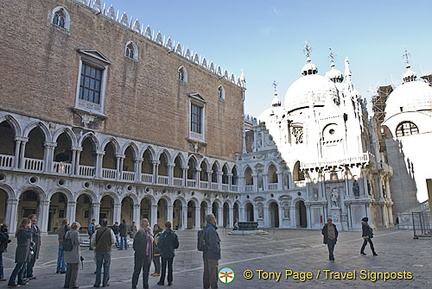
[268,183,278,190]
[200,182,209,189]
[24,157,43,172]
[187,179,196,188]
[173,177,183,186]
[211,182,219,190]
[0,154,14,168]
[245,185,254,192]
[141,173,153,183]
[102,168,117,179]
[231,185,238,192]
[221,184,229,191]
[53,162,71,174]
[122,171,135,181]
[158,175,169,185]
[79,165,95,177]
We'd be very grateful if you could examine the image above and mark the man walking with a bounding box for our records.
[26,214,41,280]
[321,218,338,261]
[56,219,69,274]
[360,217,378,256]
[132,218,153,289]
[202,213,220,289]
[91,218,115,287]
[119,219,128,250]
[157,222,179,286]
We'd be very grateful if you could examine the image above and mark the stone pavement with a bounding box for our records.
[0,228,431,289]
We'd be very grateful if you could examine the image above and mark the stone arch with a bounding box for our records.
[173,197,186,229]
[140,145,156,161]
[47,187,73,202]
[0,183,16,199]
[100,137,121,154]
[78,132,99,148]
[48,190,69,232]
[125,41,138,60]
[121,141,139,157]
[50,6,71,30]
[52,127,78,147]
[245,201,254,222]
[187,198,198,229]
[268,200,279,228]
[0,114,22,137]
[23,121,51,142]
[294,198,307,228]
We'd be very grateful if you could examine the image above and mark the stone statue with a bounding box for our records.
[353,180,360,197]
[331,188,339,208]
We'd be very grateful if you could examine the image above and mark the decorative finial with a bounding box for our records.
[328,48,336,67]
[303,41,312,61]
[402,48,411,68]
[272,81,278,93]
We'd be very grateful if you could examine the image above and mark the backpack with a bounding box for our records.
[197,229,206,251]
[63,231,73,252]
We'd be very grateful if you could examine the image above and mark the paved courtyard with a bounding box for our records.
[1,228,431,289]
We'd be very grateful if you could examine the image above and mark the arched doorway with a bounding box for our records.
[121,196,133,225]
[49,192,68,233]
[157,199,168,225]
[223,202,229,228]
[140,197,151,223]
[173,199,182,230]
[0,189,8,224]
[269,202,279,228]
[100,195,114,224]
[212,202,219,221]
[76,194,92,227]
[233,202,239,224]
[296,200,307,228]
[245,203,254,222]
[200,201,208,228]
[187,200,195,229]
[18,190,40,221]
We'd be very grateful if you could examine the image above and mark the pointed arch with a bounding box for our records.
[100,137,120,153]
[178,66,188,82]
[53,127,78,147]
[23,121,51,142]
[78,132,99,148]
[0,115,21,137]
[125,41,138,60]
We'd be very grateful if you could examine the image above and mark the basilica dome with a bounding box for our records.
[384,66,432,120]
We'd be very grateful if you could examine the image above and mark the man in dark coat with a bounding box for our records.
[26,214,41,280]
[8,218,32,287]
[202,213,221,289]
[131,218,153,289]
[157,222,179,286]
[360,217,378,256]
[321,218,339,261]
[119,219,128,250]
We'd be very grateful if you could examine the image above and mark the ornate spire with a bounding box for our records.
[303,41,312,62]
[326,48,343,83]
[402,48,416,83]
[328,48,336,67]
[271,81,281,107]
[402,48,411,68]
[301,42,317,76]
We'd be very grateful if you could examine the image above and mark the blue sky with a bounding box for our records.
[105,0,432,117]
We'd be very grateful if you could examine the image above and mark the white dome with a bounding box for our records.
[284,74,338,112]
[385,81,432,120]
[326,66,344,83]
[258,106,285,124]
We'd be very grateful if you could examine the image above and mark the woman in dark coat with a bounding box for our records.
[360,217,378,256]
[64,222,81,289]
[8,218,32,287]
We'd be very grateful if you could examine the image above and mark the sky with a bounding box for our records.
[104,0,432,117]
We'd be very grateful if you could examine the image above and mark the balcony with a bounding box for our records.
[221,184,229,191]
[79,165,95,177]
[141,173,153,184]
[122,171,135,181]
[24,157,43,172]
[173,177,183,187]
[268,183,278,191]
[53,162,72,175]
[245,185,254,192]
[102,168,117,179]
[200,182,209,189]
[158,175,169,185]
[186,179,196,188]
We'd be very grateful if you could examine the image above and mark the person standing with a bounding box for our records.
[8,219,32,287]
[119,220,128,250]
[202,213,221,289]
[91,218,115,287]
[57,219,70,274]
[63,222,81,289]
[112,222,120,248]
[26,214,41,280]
[0,223,11,281]
[131,218,153,289]
[360,217,378,256]
[321,218,338,261]
[130,221,138,239]
[157,222,179,286]
[88,219,96,251]
[151,224,163,277]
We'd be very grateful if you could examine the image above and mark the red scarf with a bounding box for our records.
[143,228,154,262]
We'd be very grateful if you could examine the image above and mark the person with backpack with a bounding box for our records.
[63,222,81,289]
[87,219,96,251]
[0,223,11,281]
[202,213,220,289]
[57,219,70,274]
[91,218,115,287]
[131,218,153,289]
[157,222,179,286]
[151,224,163,277]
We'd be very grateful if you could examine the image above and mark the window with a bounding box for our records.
[396,121,419,137]
[188,93,206,142]
[217,85,225,99]
[125,41,138,60]
[74,50,110,118]
[51,7,70,30]
[178,66,187,82]
[191,104,203,134]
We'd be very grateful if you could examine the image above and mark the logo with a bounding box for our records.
[218,266,235,284]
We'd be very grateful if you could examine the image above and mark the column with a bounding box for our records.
[19,139,28,169]
[95,150,105,178]
[150,204,158,226]
[13,137,26,169]
[116,154,125,181]
[239,206,245,222]
[263,206,270,227]
[252,174,258,192]
[181,206,188,230]
[67,201,77,223]
[277,172,283,191]
[167,205,173,223]
[135,157,143,182]
[278,205,284,228]
[182,166,188,187]
[263,173,268,191]
[229,207,234,229]
[39,199,50,234]
[73,147,82,175]
[133,204,141,228]
[5,199,18,233]
[194,204,200,229]
[152,161,159,184]
[113,203,121,223]
[44,141,57,173]
[92,202,101,222]
[217,206,223,227]
[71,147,80,176]
[168,164,174,185]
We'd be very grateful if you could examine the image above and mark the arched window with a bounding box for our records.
[178,66,188,82]
[217,85,225,99]
[125,41,138,60]
[396,121,419,137]
[51,7,71,30]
